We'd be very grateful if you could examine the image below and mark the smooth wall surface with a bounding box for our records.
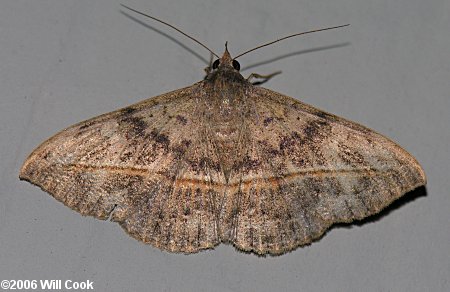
[1,0,449,291]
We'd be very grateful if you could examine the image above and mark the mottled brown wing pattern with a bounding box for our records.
[20,85,228,253]
[220,87,426,254]
[20,47,426,255]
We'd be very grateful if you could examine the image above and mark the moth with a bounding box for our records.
[20,5,426,255]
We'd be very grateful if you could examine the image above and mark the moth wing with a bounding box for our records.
[20,85,224,253]
[222,87,426,254]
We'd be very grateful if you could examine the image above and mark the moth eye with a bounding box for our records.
[232,60,240,71]
[212,59,220,69]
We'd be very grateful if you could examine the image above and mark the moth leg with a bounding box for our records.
[204,53,215,77]
[247,71,282,85]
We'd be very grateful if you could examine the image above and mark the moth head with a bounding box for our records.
[212,42,241,71]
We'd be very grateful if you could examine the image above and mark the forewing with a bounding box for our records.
[20,85,224,253]
[222,87,426,255]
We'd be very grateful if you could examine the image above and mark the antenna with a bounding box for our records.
[234,24,349,59]
[120,4,219,58]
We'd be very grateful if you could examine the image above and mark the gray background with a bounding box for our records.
[1,0,449,291]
